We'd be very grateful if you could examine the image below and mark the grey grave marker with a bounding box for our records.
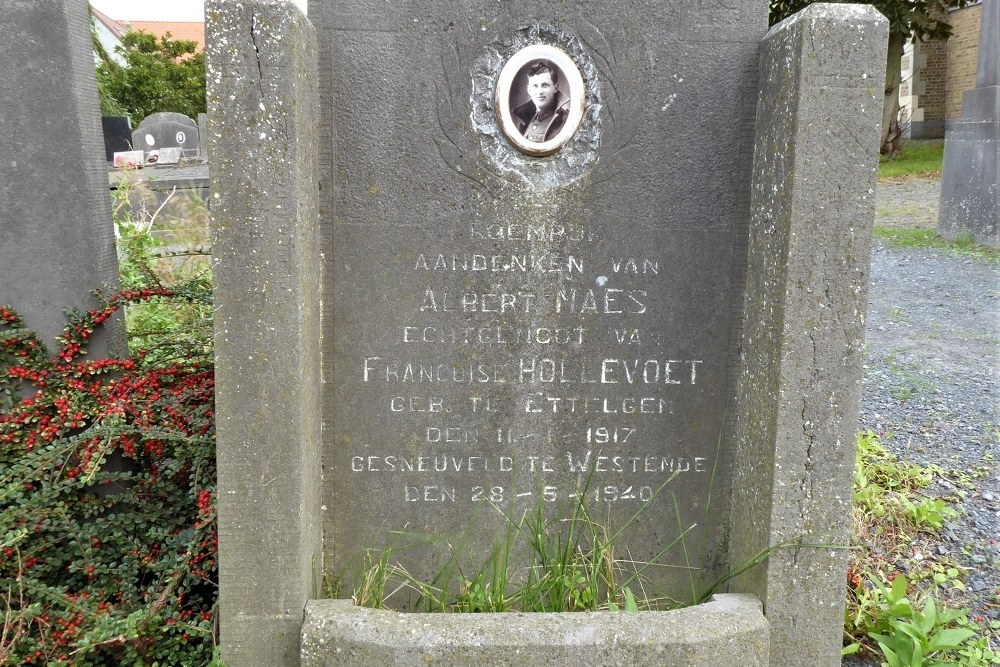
[132,111,201,156]
[313,0,765,604]
[102,116,133,161]
[0,0,119,353]
[207,1,887,665]
[939,0,999,247]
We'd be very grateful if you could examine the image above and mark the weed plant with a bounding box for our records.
[846,431,999,665]
[348,475,705,613]
[112,168,213,364]
[853,430,958,534]
[348,468,801,615]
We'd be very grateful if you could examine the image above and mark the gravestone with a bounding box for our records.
[0,0,119,353]
[207,1,887,665]
[102,116,132,161]
[313,0,766,602]
[938,0,999,247]
[131,112,200,156]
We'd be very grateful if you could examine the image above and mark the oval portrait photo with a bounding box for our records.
[495,44,585,157]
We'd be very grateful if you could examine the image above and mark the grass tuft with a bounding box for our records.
[878,140,944,181]
[873,227,1000,261]
[349,475,686,613]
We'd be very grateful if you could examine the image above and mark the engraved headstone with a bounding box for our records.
[0,0,119,352]
[131,111,200,156]
[207,2,887,665]
[313,3,766,599]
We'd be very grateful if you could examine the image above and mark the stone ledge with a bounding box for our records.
[301,594,768,666]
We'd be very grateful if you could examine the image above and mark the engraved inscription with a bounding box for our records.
[341,214,716,510]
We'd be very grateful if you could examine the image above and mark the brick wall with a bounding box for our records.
[908,2,983,136]
[915,37,949,122]
[945,3,982,120]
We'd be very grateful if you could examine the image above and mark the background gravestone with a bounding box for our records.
[938,0,999,247]
[102,116,133,161]
[312,0,767,598]
[0,0,119,353]
[132,112,201,156]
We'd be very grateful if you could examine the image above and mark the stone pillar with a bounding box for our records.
[206,2,321,665]
[0,0,119,352]
[728,5,887,667]
[197,113,210,159]
[939,0,999,247]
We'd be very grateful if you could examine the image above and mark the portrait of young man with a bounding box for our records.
[511,60,570,143]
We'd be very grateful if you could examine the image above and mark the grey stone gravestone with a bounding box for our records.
[102,116,132,161]
[132,111,201,156]
[207,1,886,665]
[313,0,766,604]
[938,0,999,247]
[0,0,119,353]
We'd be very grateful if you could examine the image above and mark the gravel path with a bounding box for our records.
[844,178,999,664]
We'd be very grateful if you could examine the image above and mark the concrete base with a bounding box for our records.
[301,594,769,666]
[909,119,946,139]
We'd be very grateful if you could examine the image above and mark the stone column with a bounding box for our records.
[938,0,999,247]
[206,2,321,665]
[728,5,887,667]
[0,0,119,353]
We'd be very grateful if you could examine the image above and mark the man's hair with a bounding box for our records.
[526,60,559,85]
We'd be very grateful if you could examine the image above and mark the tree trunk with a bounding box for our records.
[881,32,905,156]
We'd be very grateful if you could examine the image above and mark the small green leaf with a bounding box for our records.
[890,574,908,601]
[921,597,937,635]
[929,628,975,651]
[624,587,638,612]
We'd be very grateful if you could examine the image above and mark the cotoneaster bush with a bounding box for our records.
[0,288,218,667]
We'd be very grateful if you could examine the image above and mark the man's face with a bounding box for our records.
[527,72,556,110]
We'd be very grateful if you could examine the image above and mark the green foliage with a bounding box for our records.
[769,0,969,41]
[95,30,206,123]
[853,431,958,534]
[846,431,998,665]
[0,293,217,666]
[1,168,215,664]
[845,575,984,666]
[879,141,944,180]
[111,170,213,364]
